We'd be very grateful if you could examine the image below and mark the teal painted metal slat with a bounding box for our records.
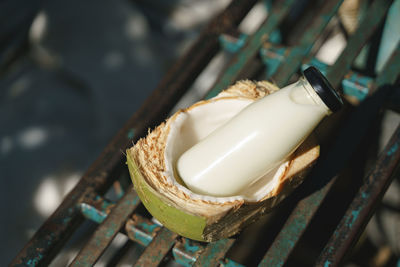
[79,195,115,224]
[373,43,400,88]
[258,41,399,267]
[316,122,400,266]
[326,0,394,88]
[70,187,140,266]
[172,239,205,267]
[205,0,296,99]
[376,0,400,72]
[125,215,162,247]
[272,0,344,87]
[134,227,178,267]
[220,258,247,267]
[303,59,375,102]
[194,239,235,267]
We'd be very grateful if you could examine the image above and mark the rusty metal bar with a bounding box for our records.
[194,238,235,267]
[371,42,400,93]
[269,0,392,88]
[173,238,206,266]
[326,0,394,88]
[134,0,257,128]
[206,0,297,99]
[316,120,400,266]
[314,46,400,267]
[10,1,257,265]
[125,215,161,247]
[78,195,115,224]
[70,186,140,266]
[134,227,178,267]
[271,0,344,87]
[258,42,400,267]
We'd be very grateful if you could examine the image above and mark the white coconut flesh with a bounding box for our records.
[130,80,319,221]
[164,97,290,203]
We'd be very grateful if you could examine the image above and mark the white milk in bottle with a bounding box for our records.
[177,67,343,197]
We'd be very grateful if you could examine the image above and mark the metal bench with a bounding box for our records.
[12,0,400,266]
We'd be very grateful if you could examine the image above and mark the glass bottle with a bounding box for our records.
[177,67,343,197]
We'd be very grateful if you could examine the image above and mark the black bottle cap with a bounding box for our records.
[303,66,343,112]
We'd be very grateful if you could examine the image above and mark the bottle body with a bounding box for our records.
[177,77,332,197]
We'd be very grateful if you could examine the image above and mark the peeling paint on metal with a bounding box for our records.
[206,0,296,99]
[79,203,107,224]
[139,221,159,234]
[220,258,246,267]
[260,45,287,77]
[316,124,400,266]
[194,239,235,267]
[105,222,118,238]
[387,142,399,156]
[184,240,201,253]
[135,227,178,266]
[219,33,248,53]
[172,239,205,267]
[350,210,360,227]
[26,253,43,267]
[272,0,344,86]
[342,73,373,101]
[134,230,153,246]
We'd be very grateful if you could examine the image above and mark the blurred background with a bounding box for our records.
[1,0,399,266]
[0,0,230,264]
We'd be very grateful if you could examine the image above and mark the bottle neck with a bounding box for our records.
[299,77,332,115]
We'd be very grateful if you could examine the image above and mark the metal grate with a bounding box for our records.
[11,0,400,266]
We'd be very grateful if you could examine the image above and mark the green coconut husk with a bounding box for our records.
[127,80,320,242]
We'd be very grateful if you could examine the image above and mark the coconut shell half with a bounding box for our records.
[127,80,320,242]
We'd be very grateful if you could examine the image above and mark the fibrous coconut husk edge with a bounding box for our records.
[127,80,320,241]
